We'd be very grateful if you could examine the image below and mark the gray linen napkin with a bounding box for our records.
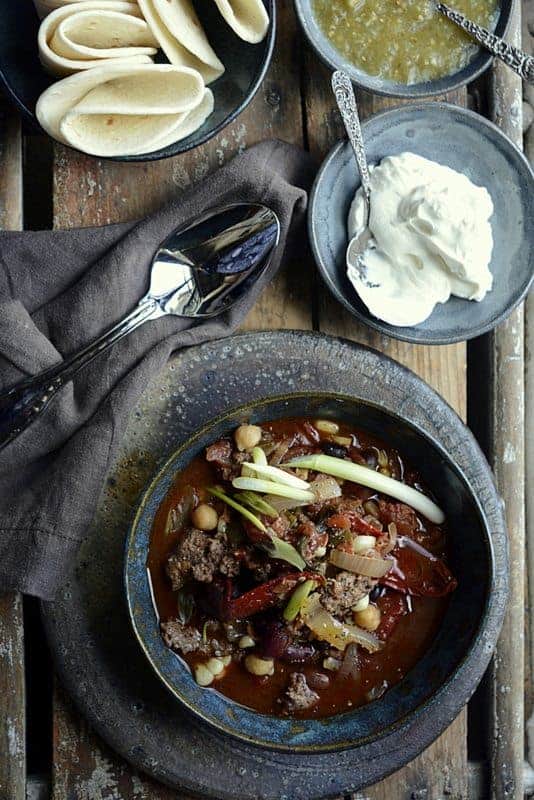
[0,140,314,599]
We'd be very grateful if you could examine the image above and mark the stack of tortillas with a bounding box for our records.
[35,0,269,157]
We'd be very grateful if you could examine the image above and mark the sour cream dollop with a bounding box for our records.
[346,152,494,327]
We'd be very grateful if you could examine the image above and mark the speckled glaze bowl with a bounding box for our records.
[309,102,534,345]
[125,391,501,753]
[293,0,512,98]
[0,0,275,161]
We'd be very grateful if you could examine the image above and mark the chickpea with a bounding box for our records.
[192,503,218,531]
[194,664,214,686]
[234,424,262,452]
[206,657,225,676]
[315,420,339,434]
[354,603,381,632]
[244,654,274,676]
[238,635,255,649]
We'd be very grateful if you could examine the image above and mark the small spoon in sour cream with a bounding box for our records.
[331,70,377,289]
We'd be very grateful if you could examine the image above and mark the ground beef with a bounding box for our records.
[284,672,319,712]
[205,438,250,481]
[161,620,206,654]
[166,528,240,590]
[161,619,234,657]
[378,500,418,536]
[321,571,376,615]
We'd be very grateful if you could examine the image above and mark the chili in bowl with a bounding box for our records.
[125,394,497,751]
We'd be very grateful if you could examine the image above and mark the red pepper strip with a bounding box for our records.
[376,592,408,640]
[327,512,382,537]
[224,572,322,621]
[242,518,272,546]
[379,538,457,597]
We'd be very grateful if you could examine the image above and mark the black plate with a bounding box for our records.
[0,0,276,161]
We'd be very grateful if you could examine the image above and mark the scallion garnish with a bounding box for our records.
[286,454,445,524]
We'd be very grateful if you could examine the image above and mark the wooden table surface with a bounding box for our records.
[0,3,527,798]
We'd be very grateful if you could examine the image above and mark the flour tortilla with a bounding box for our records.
[59,110,187,156]
[138,0,224,84]
[36,63,205,143]
[67,65,204,114]
[39,1,153,76]
[212,0,269,43]
[49,10,158,61]
[128,87,214,153]
[59,86,214,156]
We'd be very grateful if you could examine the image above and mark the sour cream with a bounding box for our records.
[346,152,494,327]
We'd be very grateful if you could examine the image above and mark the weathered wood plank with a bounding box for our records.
[50,6,309,798]
[302,56,469,799]
[488,8,525,797]
[0,103,26,800]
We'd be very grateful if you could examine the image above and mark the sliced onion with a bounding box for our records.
[337,643,360,681]
[352,535,377,554]
[300,594,382,653]
[310,475,342,503]
[330,549,392,578]
[241,462,311,489]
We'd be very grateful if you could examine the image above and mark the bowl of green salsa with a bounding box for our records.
[294,0,512,97]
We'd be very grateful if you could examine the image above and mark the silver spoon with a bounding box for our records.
[0,203,280,452]
[331,70,376,288]
[436,2,534,83]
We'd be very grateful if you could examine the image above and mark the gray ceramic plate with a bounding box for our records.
[0,0,275,162]
[309,102,534,345]
[294,0,512,98]
[41,331,508,798]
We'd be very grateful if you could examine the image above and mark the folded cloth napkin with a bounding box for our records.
[0,140,314,599]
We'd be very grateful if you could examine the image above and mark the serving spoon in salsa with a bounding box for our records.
[436,2,534,82]
[0,203,280,452]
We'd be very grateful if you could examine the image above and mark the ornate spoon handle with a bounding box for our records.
[437,2,534,83]
[331,70,372,218]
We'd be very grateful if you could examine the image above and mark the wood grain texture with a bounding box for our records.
[50,6,309,799]
[0,104,26,800]
[302,53,469,800]
[488,9,525,798]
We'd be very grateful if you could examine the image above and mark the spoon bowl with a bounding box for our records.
[0,202,280,451]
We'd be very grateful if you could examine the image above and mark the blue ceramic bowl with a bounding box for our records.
[309,102,534,345]
[0,0,275,162]
[294,0,512,98]
[125,392,498,752]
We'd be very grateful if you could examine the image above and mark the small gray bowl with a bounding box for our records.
[294,0,512,98]
[309,102,534,345]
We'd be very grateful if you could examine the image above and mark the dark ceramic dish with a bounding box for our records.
[309,102,534,345]
[0,0,275,161]
[126,392,496,752]
[294,0,512,98]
